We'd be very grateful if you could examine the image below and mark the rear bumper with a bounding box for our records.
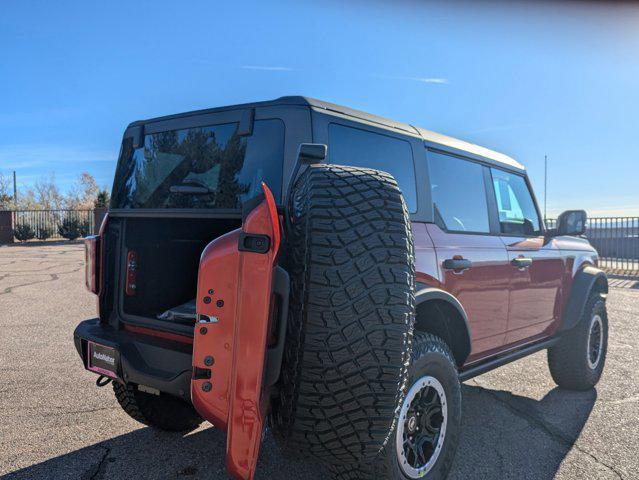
[73,319,193,401]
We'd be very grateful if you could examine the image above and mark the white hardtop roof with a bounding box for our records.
[413,126,525,171]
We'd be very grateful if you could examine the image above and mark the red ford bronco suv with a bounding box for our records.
[74,97,608,480]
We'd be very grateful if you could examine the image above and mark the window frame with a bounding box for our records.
[423,146,545,238]
[109,105,312,219]
[310,109,427,221]
[114,118,286,211]
[424,148,497,236]
[326,122,420,214]
[487,166,546,238]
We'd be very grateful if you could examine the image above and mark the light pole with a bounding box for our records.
[543,155,547,222]
[13,171,17,208]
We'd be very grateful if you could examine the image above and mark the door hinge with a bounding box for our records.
[193,367,211,380]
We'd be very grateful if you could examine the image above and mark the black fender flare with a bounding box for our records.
[415,287,472,366]
[560,266,608,332]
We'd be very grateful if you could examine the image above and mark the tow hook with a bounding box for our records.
[96,375,112,387]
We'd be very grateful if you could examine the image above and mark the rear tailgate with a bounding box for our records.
[191,183,283,480]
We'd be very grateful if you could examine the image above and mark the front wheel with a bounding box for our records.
[331,333,462,479]
[547,292,608,391]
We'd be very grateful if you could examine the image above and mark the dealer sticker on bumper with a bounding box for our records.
[87,341,119,379]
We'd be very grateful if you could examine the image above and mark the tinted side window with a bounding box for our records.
[328,124,417,212]
[427,152,490,233]
[490,168,541,236]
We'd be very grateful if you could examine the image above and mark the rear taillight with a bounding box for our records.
[85,213,108,295]
[84,235,100,294]
[125,250,138,296]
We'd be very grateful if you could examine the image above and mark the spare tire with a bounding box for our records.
[272,164,415,467]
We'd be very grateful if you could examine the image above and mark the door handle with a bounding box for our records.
[511,257,533,268]
[443,258,472,271]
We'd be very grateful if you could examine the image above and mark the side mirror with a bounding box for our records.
[297,143,327,165]
[555,210,587,236]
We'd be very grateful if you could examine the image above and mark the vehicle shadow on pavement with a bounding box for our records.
[2,426,326,480]
[450,384,597,479]
[4,385,595,480]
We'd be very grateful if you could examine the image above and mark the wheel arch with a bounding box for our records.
[560,265,608,332]
[414,288,472,367]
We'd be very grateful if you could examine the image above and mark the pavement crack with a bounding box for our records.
[56,406,119,416]
[5,405,120,415]
[82,445,111,480]
[470,379,625,479]
[0,268,80,296]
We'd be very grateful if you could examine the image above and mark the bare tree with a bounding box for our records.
[66,172,99,209]
[0,172,12,209]
[34,173,65,210]
[17,187,38,210]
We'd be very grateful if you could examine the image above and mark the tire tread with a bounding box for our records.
[273,165,415,466]
[113,381,202,432]
[547,292,608,391]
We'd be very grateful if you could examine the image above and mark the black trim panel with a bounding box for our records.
[459,336,559,381]
[74,319,193,400]
[561,266,608,332]
[415,287,472,365]
[264,266,290,386]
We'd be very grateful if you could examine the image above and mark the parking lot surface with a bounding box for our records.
[1,243,637,479]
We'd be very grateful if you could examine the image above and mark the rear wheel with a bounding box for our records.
[272,164,415,467]
[329,333,462,479]
[113,381,202,432]
[547,292,608,391]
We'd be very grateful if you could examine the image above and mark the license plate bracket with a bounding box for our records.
[87,341,120,379]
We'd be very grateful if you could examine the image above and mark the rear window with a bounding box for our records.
[328,124,417,212]
[111,119,285,209]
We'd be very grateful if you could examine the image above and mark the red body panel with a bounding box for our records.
[424,223,511,361]
[122,324,193,344]
[191,183,280,480]
[500,236,564,345]
[412,223,440,287]
[414,221,598,367]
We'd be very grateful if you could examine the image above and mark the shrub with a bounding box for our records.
[79,220,92,237]
[13,223,36,242]
[36,226,53,241]
[95,190,110,208]
[58,218,82,240]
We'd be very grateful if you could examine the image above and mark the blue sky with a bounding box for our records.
[1,0,638,216]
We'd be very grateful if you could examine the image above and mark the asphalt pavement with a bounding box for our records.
[1,242,637,479]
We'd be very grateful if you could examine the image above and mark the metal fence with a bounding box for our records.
[4,209,638,275]
[546,216,639,276]
[12,209,94,240]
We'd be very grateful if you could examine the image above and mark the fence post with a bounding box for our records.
[0,211,14,244]
[93,208,108,235]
